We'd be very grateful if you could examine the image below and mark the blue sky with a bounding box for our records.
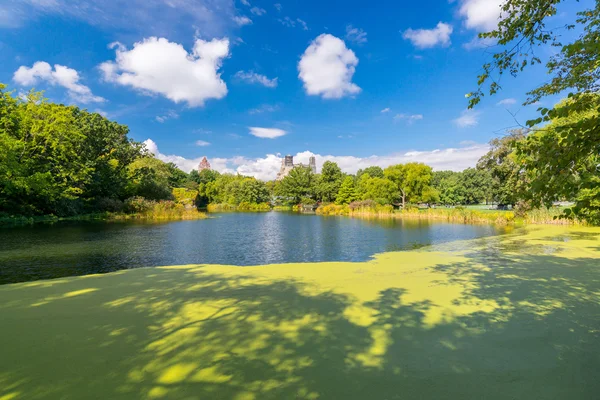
[0,0,590,179]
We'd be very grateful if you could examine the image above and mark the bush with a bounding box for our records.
[95,197,124,213]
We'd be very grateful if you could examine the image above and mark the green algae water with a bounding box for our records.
[0,225,599,399]
[0,212,505,284]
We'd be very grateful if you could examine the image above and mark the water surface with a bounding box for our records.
[0,212,505,284]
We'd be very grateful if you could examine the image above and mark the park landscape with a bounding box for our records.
[1,0,600,399]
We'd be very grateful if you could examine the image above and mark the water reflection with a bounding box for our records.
[0,212,505,284]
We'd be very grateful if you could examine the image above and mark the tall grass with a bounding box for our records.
[207,202,271,212]
[316,202,583,225]
[114,197,207,221]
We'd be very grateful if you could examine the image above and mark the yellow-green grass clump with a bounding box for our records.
[1,226,599,399]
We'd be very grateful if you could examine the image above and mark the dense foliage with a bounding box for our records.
[468,0,600,222]
[0,86,200,218]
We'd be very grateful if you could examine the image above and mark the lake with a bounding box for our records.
[0,212,506,284]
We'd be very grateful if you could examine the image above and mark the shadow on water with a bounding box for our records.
[1,228,599,399]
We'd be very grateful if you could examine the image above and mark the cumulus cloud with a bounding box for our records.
[195,140,211,146]
[394,113,424,124]
[248,127,287,139]
[233,15,253,25]
[298,34,360,99]
[452,109,480,127]
[13,61,104,103]
[403,22,453,49]
[459,0,505,32]
[144,139,233,173]
[99,37,229,107]
[234,70,278,87]
[381,108,390,113]
[144,139,490,180]
[497,98,517,106]
[345,25,367,45]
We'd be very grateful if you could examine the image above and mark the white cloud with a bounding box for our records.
[298,34,360,99]
[143,139,233,174]
[13,61,104,103]
[195,140,211,146]
[394,113,424,124]
[99,37,229,107]
[345,25,367,45]
[381,107,390,113]
[233,15,252,26]
[453,109,480,127]
[248,104,280,114]
[459,0,505,32]
[403,22,453,49]
[497,98,517,106]
[2,0,238,38]
[463,35,497,50]
[234,70,278,87]
[155,110,179,123]
[278,16,308,30]
[250,7,266,15]
[274,3,282,11]
[144,139,490,180]
[240,0,250,5]
[248,127,287,139]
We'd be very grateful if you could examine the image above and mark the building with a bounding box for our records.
[197,157,211,172]
[276,155,317,180]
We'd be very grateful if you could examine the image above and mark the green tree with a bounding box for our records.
[356,166,384,179]
[357,175,399,205]
[127,157,174,201]
[317,161,343,202]
[515,94,600,223]
[276,167,316,205]
[477,131,527,207]
[468,0,600,221]
[335,176,359,205]
[384,163,434,207]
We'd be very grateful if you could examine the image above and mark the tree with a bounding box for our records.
[357,175,399,205]
[276,167,316,205]
[468,0,600,221]
[477,131,527,207]
[335,176,359,205]
[462,168,494,205]
[432,171,464,205]
[515,94,600,223]
[356,166,384,179]
[126,157,174,201]
[384,163,434,207]
[317,161,343,202]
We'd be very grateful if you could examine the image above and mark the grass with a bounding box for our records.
[1,225,599,399]
[207,203,271,212]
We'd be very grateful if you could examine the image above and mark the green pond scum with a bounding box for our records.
[0,226,599,399]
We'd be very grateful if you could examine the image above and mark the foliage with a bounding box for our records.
[276,167,316,205]
[384,163,435,206]
[335,176,360,205]
[200,174,270,207]
[476,131,527,206]
[357,175,399,205]
[467,1,600,223]
[356,166,384,179]
[316,161,343,202]
[432,169,493,206]
[515,94,600,224]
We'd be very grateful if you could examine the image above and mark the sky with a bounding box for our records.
[0,0,590,180]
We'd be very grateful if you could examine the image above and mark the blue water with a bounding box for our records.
[0,212,505,284]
